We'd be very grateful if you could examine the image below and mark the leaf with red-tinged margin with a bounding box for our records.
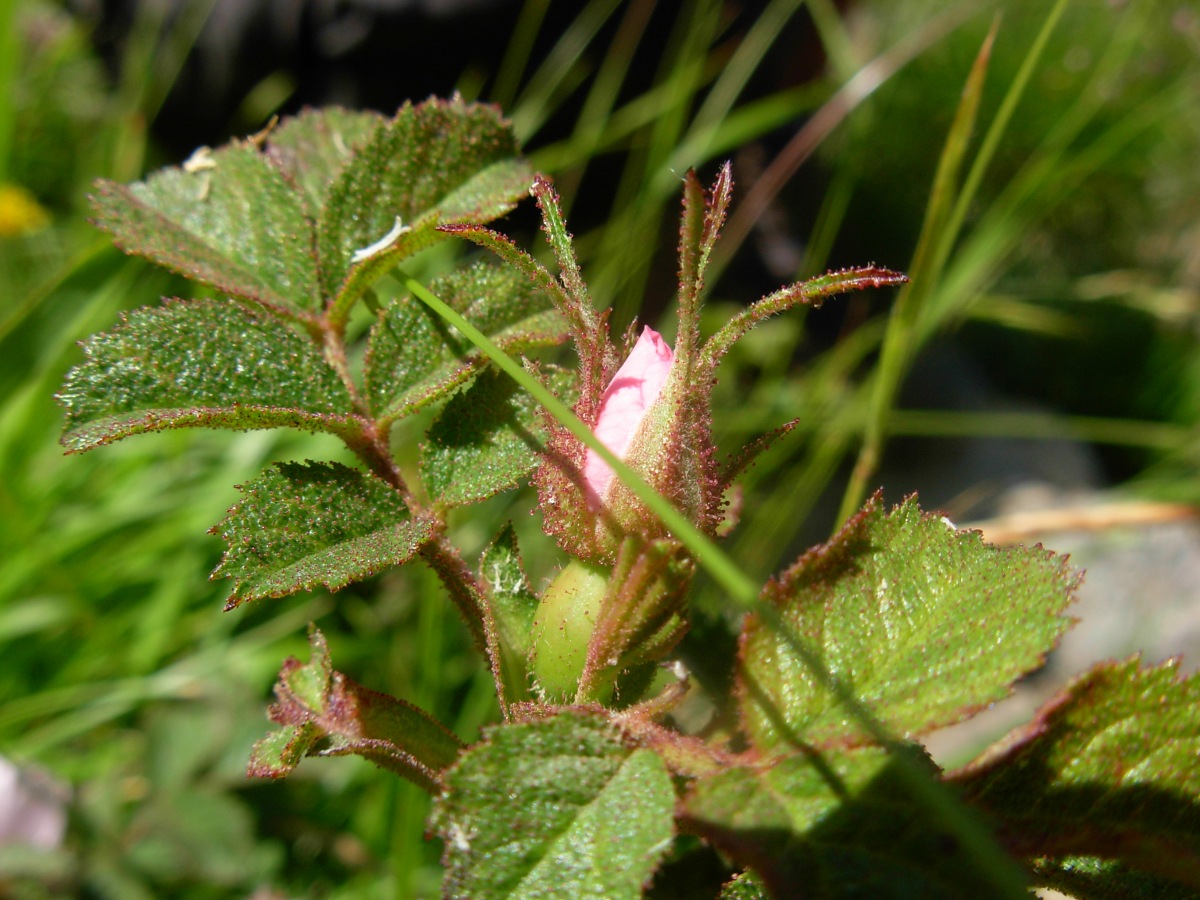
[365,259,566,426]
[249,627,462,792]
[212,461,438,606]
[58,299,358,452]
[737,495,1078,752]
[319,97,533,319]
[90,142,322,313]
[682,744,1019,898]
[951,657,1200,895]
[432,711,675,899]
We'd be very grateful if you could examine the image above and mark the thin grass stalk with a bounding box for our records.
[837,18,1002,525]
[554,0,658,214]
[715,317,883,578]
[109,0,218,180]
[491,0,553,111]
[928,2,1176,337]
[697,82,830,161]
[930,86,1189,345]
[925,0,1072,321]
[665,0,807,182]
[888,410,1192,451]
[509,0,625,143]
[7,596,327,754]
[594,0,717,321]
[801,163,855,276]
[710,3,977,282]
[805,0,859,80]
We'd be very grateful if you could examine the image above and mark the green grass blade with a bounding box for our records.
[926,0,1072,319]
[551,0,657,213]
[838,14,1005,525]
[590,0,718,321]
[887,409,1191,451]
[491,0,553,111]
[509,0,624,142]
[926,2,1179,337]
[667,0,807,176]
[711,3,978,282]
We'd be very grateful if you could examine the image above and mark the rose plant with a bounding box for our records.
[57,98,1200,898]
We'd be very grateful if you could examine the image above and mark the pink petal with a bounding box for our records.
[583,326,674,507]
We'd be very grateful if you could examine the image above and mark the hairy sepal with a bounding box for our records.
[248,627,462,793]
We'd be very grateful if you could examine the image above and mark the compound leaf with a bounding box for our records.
[90,142,321,313]
[58,299,357,452]
[365,259,566,425]
[213,461,437,606]
[738,495,1078,751]
[433,711,675,899]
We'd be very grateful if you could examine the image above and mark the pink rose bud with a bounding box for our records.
[583,326,674,508]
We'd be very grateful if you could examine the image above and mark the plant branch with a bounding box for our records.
[402,269,1030,896]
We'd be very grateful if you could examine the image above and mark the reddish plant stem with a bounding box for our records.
[315,311,511,715]
[350,416,493,655]
[326,325,507,714]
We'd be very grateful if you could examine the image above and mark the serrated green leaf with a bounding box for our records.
[250,628,462,790]
[952,657,1200,891]
[481,524,540,656]
[58,299,358,452]
[1032,855,1198,900]
[318,97,532,316]
[266,107,384,215]
[283,626,333,709]
[90,142,321,312]
[422,366,574,507]
[212,461,438,605]
[683,744,1018,898]
[718,871,769,900]
[246,722,322,779]
[365,260,566,425]
[480,524,541,705]
[737,495,1078,751]
[433,711,675,899]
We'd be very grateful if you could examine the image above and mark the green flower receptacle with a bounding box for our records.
[530,559,609,703]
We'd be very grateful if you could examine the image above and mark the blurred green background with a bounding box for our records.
[1,0,1197,896]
